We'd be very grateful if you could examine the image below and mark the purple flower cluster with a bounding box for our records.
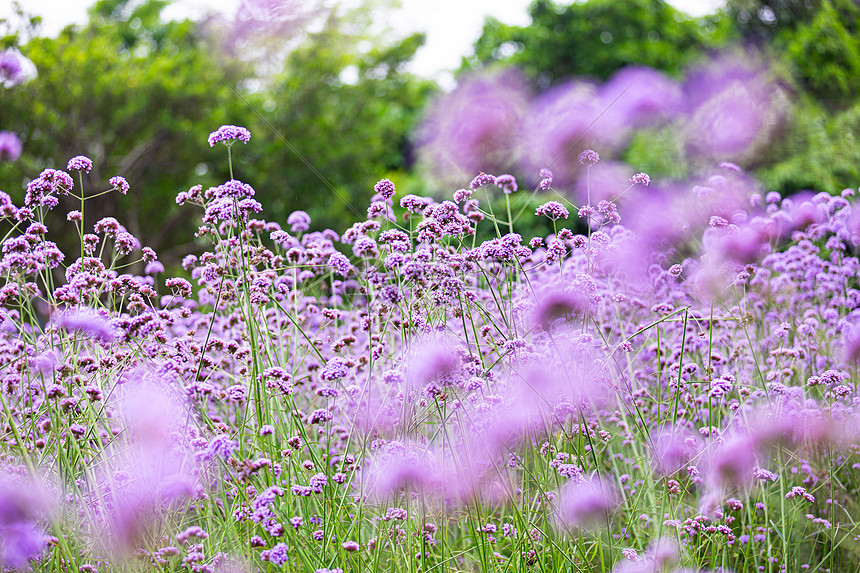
[207,124,251,147]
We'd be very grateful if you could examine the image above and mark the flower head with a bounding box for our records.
[208,125,251,147]
[374,178,396,200]
[578,149,600,166]
[630,172,650,186]
[67,155,93,173]
[109,176,130,195]
[0,132,22,163]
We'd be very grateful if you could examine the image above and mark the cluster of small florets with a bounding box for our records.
[207,124,251,147]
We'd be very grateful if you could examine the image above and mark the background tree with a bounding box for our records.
[245,7,437,231]
[465,0,733,90]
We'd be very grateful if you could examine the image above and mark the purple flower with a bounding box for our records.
[208,434,239,460]
[0,51,24,85]
[0,132,22,162]
[207,124,251,147]
[470,172,496,189]
[708,431,758,489]
[341,540,360,552]
[417,69,528,181]
[495,174,518,193]
[110,176,130,195]
[535,201,569,220]
[532,290,586,328]
[55,307,116,344]
[327,252,353,277]
[320,357,349,381]
[287,210,311,233]
[0,475,51,570]
[373,178,396,200]
[578,149,599,166]
[262,542,289,565]
[630,172,650,186]
[67,155,93,173]
[555,476,618,531]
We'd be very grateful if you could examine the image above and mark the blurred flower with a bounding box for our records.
[531,289,585,329]
[682,51,787,164]
[0,50,25,86]
[418,69,529,183]
[0,132,22,162]
[554,475,618,532]
[650,427,699,476]
[54,306,116,344]
[0,473,53,571]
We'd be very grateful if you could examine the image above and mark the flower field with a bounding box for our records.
[1,125,860,573]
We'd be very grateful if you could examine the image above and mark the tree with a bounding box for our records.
[464,0,732,90]
[245,7,438,232]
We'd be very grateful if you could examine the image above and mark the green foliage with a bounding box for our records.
[784,0,860,107]
[465,0,732,89]
[247,8,437,232]
[756,97,860,195]
[725,0,821,41]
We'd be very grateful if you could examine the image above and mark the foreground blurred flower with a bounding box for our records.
[0,132,22,162]
[88,368,200,556]
[54,306,116,344]
[554,475,619,532]
[0,473,53,570]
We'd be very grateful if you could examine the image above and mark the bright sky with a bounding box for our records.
[4,0,727,83]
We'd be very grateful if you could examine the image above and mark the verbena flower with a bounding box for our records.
[67,155,93,172]
[207,124,251,147]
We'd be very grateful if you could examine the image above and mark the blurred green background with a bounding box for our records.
[1,0,859,266]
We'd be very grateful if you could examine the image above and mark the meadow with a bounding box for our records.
[0,118,858,573]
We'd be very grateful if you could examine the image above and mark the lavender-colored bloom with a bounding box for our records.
[578,149,599,166]
[0,51,24,85]
[554,476,618,531]
[0,475,51,570]
[327,252,353,277]
[208,434,239,460]
[535,201,569,220]
[708,431,758,488]
[630,172,650,186]
[0,132,22,162]
[55,307,116,343]
[532,290,586,328]
[207,124,251,147]
[682,53,785,162]
[287,210,311,233]
[373,178,396,200]
[110,176,130,195]
[67,155,93,173]
[417,69,528,182]
[320,357,349,381]
[341,540,360,552]
[651,427,698,476]
[262,542,289,565]
[495,174,518,193]
[470,172,496,190]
